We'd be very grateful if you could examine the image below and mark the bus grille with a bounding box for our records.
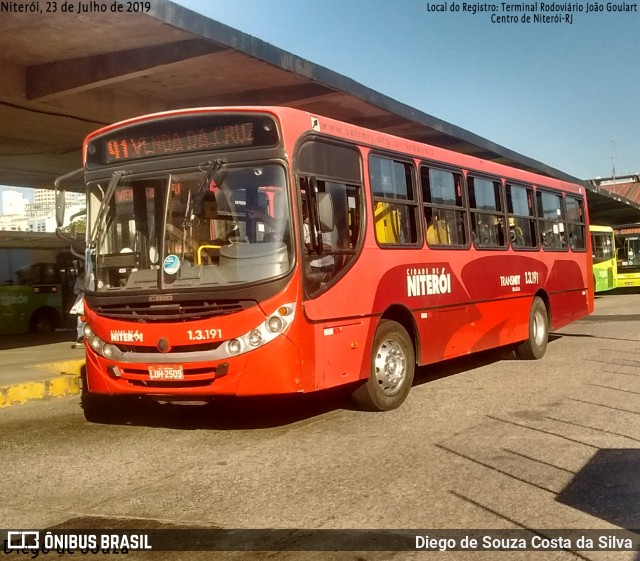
[116,342,224,353]
[91,299,251,323]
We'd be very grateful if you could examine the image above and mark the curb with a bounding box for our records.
[0,359,84,409]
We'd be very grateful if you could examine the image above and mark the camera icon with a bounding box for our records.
[6,531,40,550]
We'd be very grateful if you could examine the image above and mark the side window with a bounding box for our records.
[421,167,468,247]
[370,156,419,246]
[536,190,567,250]
[565,196,586,251]
[468,176,506,249]
[506,183,538,249]
[297,140,364,296]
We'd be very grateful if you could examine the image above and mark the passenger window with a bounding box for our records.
[565,196,586,251]
[421,167,468,247]
[370,156,419,246]
[537,190,567,250]
[506,183,538,249]
[468,176,506,249]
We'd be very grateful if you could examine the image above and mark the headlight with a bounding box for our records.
[83,332,125,362]
[90,336,102,352]
[266,316,284,333]
[247,329,263,347]
[85,304,296,362]
[220,303,295,358]
[226,339,242,355]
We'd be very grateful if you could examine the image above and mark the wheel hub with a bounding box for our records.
[374,339,406,396]
[533,309,546,346]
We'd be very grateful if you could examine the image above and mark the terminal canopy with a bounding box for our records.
[0,1,637,223]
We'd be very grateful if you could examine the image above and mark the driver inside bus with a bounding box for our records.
[193,192,221,264]
[246,207,279,239]
[246,197,289,244]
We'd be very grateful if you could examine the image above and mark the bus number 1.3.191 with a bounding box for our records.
[187,329,223,341]
[525,271,540,285]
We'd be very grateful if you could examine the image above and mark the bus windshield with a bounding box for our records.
[592,231,614,264]
[617,235,640,270]
[87,163,293,292]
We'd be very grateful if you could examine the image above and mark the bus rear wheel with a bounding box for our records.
[29,308,58,334]
[351,320,415,411]
[516,296,548,360]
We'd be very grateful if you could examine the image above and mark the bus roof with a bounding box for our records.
[83,106,585,196]
[589,225,614,233]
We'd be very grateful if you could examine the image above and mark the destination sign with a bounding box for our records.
[86,114,280,167]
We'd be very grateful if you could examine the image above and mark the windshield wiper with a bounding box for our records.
[89,170,126,248]
[87,170,125,286]
[183,159,227,230]
[180,160,227,260]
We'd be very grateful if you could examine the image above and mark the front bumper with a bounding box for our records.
[84,331,306,397]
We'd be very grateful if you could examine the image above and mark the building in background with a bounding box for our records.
[0,187,85,232]
[590,174,640,207]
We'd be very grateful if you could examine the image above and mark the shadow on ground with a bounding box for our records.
[0,329,75,350]
[557,448,640,532]
[78,339,555,431]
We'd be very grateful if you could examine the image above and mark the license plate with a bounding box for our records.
[148,365,184,380]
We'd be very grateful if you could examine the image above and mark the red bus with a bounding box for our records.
[59,106,593,421]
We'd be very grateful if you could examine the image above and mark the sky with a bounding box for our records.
[171,0,640,181]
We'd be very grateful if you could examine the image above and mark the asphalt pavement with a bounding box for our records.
[0,329,85,408]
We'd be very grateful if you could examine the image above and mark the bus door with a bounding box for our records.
[296,140,366,388]
[300,178,366,388]
[619,236,640,267]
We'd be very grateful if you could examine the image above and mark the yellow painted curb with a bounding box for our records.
[0,360,84,408]
[49,374,81,397]
[0,381,46,408]
[2,381,46,406]
[33,359,85,376]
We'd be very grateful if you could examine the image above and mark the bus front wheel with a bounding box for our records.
[81,375,131,424]
[352,320,415,411]
[81,389,114,424]
[516,296,548,360]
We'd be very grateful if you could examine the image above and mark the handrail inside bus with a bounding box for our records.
[197,244,223,265]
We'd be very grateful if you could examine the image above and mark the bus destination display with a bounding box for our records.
[86,114,279,167]
[616,227,640,235]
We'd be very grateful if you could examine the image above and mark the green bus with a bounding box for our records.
[0,231,80,334]
[614,224,640,288]
[590,225,617,292]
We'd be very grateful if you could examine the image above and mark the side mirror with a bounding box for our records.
[54,168,84,228]
[54,168,85,253]
[317,192,334,233]
[55,189,66,228]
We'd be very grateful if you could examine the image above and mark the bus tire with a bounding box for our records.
[516,296,548,360]
[81,377,127,424]
[29,308,58,334]
[351,319,415,411]
[81,387,108,423]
